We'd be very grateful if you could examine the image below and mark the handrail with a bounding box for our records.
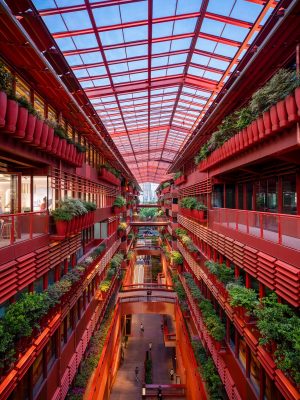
[122,283,173,289]
[209,208,300,249]
[0,210,49,246]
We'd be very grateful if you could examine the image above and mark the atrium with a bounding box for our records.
[0,0,299,400]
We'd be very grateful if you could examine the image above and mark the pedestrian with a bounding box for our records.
[157,385,163,399]
[149,342,152,351]
[169,368,174,381]
[135,366,139,382]
[140,322,144,333]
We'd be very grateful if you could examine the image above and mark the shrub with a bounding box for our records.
[227,283,258,313]
[170,251,183,265]
[205,260,235,285]
[113,196,126,207]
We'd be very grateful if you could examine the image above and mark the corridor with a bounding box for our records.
[109,314,175,400]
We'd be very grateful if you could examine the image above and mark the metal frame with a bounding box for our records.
[31,0,277,182]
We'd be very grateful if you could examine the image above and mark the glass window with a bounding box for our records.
[246,183,253,210]
[21,176,31,212]
[282,174,297,214]
[0,174,18,214]
[34,277,43,293]
[0,300,9,318]
[46,334,56,371]
[48,268,55,286]
[32,351,44,396]
[34,94,45,117]
[225,184,236,209]
[33,176,48,212]
[212,184,224,208]
[47,105,57,123]
[15,76,30,101]
[250,353,260,391]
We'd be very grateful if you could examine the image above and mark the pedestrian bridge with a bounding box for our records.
[118,287,176,317]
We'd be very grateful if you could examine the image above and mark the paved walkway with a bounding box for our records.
[110,314,175,400]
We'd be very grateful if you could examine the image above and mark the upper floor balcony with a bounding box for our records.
[0,211,49,248]
[208,208,300,264]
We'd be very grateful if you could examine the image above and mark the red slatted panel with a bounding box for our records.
[233,240,244,269]
[0,370,18,400]
[224,237,234,261]
[35,246,50,278]
[50,387,61,400]
[15,345,36,379]
[34,327,50,354]
[244,328,259,355]
[274,370,300,400]
[257,346,276,379]
[275,260,300,307]
[243,246,258,277]
[60,367,70,399]
[16,252,36,291]
[257,252,276,290]
[0,260,18,303]
[68,354,77,384]
[178,178,212,197]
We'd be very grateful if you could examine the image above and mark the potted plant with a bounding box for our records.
[117,222,127,238]
[227,283,258,322]
[51,207,73,236]
[194,203,207,220]
[170,250,183,268]
[113,196,126,213]
[0,61,13,128]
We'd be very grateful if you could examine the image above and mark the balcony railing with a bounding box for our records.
[209,208,300,250]
[0,211,49,247]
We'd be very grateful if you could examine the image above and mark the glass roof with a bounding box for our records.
[33,0,276,183]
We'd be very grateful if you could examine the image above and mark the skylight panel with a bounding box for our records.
[196,37,217,52]
[81,51,102,64]
[153,22,174,39]
[109,63,129,73]
[80,80,94,88]
[112,75,130,84]
[65,54,83,66]
[203,70,222,81]
[130,72,148,81]
[124,25,148,42]
[167,66,184,75]
[177,0,202,14]
[201,18,225,36]
[55,37,76,51]
[120,1,148,23]
[153,41,173,54]
[93,6,121,27]
[215,43,237,58]
[128,60,147,71]
[152,56,169,67]
[151,69,167,78]
[171,38,192,51]
[63,11,92,31]
[73,34,98,49]
[231,0,263,23]
[173,18,197,35]
[42,14,67,33]
[153,0,176,18]
[188,66,205,77]
[73,68,89,78]
[221,25,249,42]
[168,53,188,64]
[32,0,55,10]
[93,78,110,86]
[207,0,236,17]
[126,45,148,58]
[86,66,106,76]
[105,48,127,61]
[100,30,124,46]
[208,58,229,70]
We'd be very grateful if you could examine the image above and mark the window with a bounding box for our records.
[212,184,224,208]
[34,277,44,293]
[15,76,30,101]
[34,94,45,117]
[48,269,55,286]
[46,334,57,371]
[32,351,44,396]
[282,174,297,214]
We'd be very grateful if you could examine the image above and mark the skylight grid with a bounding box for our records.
[33,0,277,182]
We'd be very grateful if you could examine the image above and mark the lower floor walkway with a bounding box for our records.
[110,314,177,400]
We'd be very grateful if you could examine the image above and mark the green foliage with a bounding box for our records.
[170,251,183,265]
[184,273,225,342]
[175,228,187,237]
[99,280,111,292]
[54,125,68,139]
[74,143,86,153]
[52,198,92,221]
[192,340,224,399]
[99,162,121,178]
[205,260,235,285]
[51,207,73,222]
[250,69,299,117]
[81,201,97,211]
[16,96,38,116]
[138,207,158,219]
[226,283,258,313]
[0,61,13,94]
[195,203,207,211]
[113,196,126,207]
[0,324,14,369]
[254,293,300,384]
[117,222,127,232]
[194,68,300,165]
[110,253,124,270]
[145,358,153,384]
[180,197,197,209]
[174,171,183,180]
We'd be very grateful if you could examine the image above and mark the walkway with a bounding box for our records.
[110,314,175,400]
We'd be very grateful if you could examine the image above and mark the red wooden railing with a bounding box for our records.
[0,211,49,246]
[209,208,300,250]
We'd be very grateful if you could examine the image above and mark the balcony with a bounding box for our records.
[209,208,300,251]
[0,211,48,248]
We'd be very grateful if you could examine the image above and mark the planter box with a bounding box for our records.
[198,89,300,172]
[98,168,121,186]
[175,175,186,186]
[4,99,18,133]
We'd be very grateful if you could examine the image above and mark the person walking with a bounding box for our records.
[169,368,174,381]
[157,386,163,399]
[140,322,144,333]
[135,366,139,382]
[149,342,152,351]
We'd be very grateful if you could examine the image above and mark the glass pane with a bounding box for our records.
[33,176,48,212]
[282,174,297,214]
